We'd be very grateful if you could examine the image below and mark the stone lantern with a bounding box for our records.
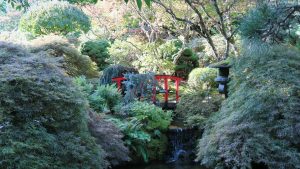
[211,64,230,98]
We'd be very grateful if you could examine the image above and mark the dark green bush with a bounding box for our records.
[80,40,111,70]
[30,35,99,78]
[0,42,106,169]
[174,48,199,79]
[240,3,300,45]
[197,42,300,169]
[19,1,91,36]
[100,64,138,85]
[112,101,172,162]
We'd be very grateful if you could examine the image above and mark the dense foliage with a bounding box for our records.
[197,42,300,169]
[3,1,300,168]
[74,76,122,113]
[187,68,218,90]
[108,39,141,66]
[113,101,172,162]
[123,73,157,104]
[174,48,199,79]
[19,1,91,36]
[176,91,223,128]
[88,111,130,167]
[100,64,138,85]
[30,35,99,78]
[0,42,106,169]
[80,39,111,70]
[89,85,122,113]
[240,3,300,45]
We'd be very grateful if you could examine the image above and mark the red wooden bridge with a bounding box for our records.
[112,75,183,108]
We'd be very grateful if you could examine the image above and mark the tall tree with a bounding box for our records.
[151,0,254,60]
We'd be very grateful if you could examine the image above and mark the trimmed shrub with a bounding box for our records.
[0,42,106,169]
[19,1,91,36]
[187,68,218,91]
[30,35,99,78]
[80,39,110,70]
[174,48,199,79]
[197,42,300,169]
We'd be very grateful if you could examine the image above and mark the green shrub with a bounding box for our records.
[73,76,94,96]
[80,39,110,70]
[112,101,172,162]
[174,48,199,79]
[126,101,173,131]
[74,76,122,113]
[187,68,218,91]
[0,42,106,169]
[19,1,90,36]
[176,91,223,128]
[89,84,122,113]
[197,42,300,169]
[108,117,151,163]
[30,35,99,78]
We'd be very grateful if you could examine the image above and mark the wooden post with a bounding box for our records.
[175,79,180,102]
[164,77,169,103]
[112,77,125,91]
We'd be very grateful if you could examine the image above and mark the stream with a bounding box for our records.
[117,123,204,169]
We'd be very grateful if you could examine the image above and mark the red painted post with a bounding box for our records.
[112,77,125,90]
[175,79,180,102]
[164,77,169,103]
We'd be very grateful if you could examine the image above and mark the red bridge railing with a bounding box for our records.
[112,75,183,103]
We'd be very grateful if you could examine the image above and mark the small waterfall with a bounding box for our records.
[166,127,199,163]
